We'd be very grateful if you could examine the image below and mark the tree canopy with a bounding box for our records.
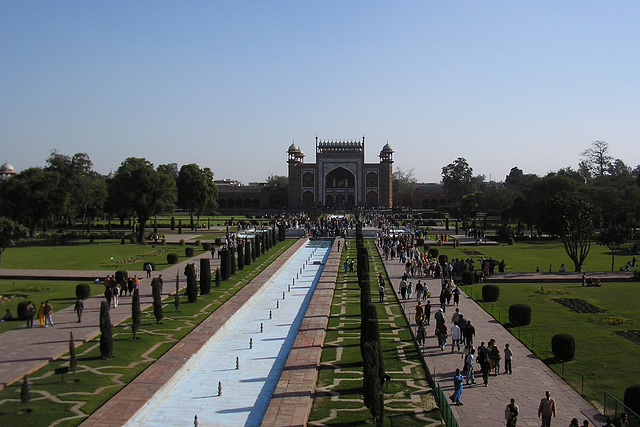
[177,164,217,229]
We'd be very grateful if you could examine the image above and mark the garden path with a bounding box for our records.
[0,252,219,390]
[379,247,603,426]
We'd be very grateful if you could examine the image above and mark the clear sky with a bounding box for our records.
[2,1,639,184]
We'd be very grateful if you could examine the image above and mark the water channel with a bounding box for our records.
[125,238,332,426]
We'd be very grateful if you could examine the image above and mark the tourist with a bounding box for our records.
[74,298,84,323]
[44,300,54,327]
[569,419,579,427]
[104,285,113,307]
[620,413,630,427]
[436,322,448,350]
[145,262,152,278]
[489,339,501,375]
[38,301,45,327]
[26,301,36,329]
[1,309,12,322]
[463,320,475,345]
[343,259,349,274]
[581,421,589,427]
[400,277,407,299]
[415,301,424,326]
[505,398,519,427]
[449,368,464,405]
[453,286,460,306]
[465,348,476,385]
[451,321,462,352]
[416,280,423,300]
[424,300,432,326]
[422,283,429,301]
[407,281,413,299]
[538,391,556,427]
[451,307,461,324]
[504,343,513,374]
[378,282,385,303]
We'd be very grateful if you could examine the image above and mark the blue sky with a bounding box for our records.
[2,1,639,183]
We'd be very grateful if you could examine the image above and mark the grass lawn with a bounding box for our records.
[0,280,107,334]
[0,239,295,427]
[427,240,639,273]
[1,240,208,271]
[461,281,640,410]
[309,239,440,426]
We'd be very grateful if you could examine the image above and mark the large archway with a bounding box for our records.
[325,167,356,207]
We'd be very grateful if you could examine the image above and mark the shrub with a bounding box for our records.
[179,239,185,246]
[115,270,129,285]
[509,304,531,326]
[507,237,515,245]
[438,254,448,266]
[551,334,575,361]
[215,237,222,246]
[75,284,91,300]
[215,268,221,287]
[17,301,31,321]
[482,285,500,302]
[195,240,201,246]
[200,258,211,295]
[416,238,424,247]
[423,244,430,253]
[428,248,439,259]
[203,242,212,251]
[185,247,195,257]
[167,253,179,264]
[461,271,474,286]
[99,301,113,358]
[624,384,640,416]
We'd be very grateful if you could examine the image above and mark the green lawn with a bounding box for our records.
[461,281,640,410]
[0,280,106,334]
[1,240,207,271]
[0,238,296,427]
[428,240,639,273]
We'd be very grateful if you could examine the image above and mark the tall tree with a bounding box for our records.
[581,140,613,178]
[177,164,217,230]
[69,332,77,379]
[597,226,629,271]
[392,168,418,207]
[264,175,288,208]
[108,158,176,242]
[442,157,474,203]
[543,193,600,272]
[0,217,28,268]
[151,278,163,324]
[20,374,30,412]
[99,301,113,359]
[132,288,141,339]
[0,168,63,236]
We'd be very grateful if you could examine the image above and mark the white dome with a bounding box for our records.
[0,162,15,173]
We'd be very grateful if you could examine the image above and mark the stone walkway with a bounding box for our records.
[379,247,603,427]
[0,252,219,390]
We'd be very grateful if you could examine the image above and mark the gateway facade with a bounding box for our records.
[287,136,393,209]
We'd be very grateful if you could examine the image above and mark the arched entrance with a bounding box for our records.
[325,167,356,207]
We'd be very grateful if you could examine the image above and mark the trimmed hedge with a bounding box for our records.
[185,247,195,257]
[461,271,474,286]
[115,270,129,285]
[508,304,531,326]
[203,242,212,251]
[551,334,575,361]
[624,384,640,416]
[428,248,439,259]
[17,301,31,321]
[167,253,179,264]
[76,284,91,300]
[482,285,500,302]
[438,254,448,266]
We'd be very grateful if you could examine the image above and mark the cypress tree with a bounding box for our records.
[261,232,266,254]
[237,243,245,270]
[215,268,221,287]
[230,249,236,275]
[21,374,30,412]
[185,263,197,303]
[220,249,231,281]
[131,289,141,340]
[251,238,257,261]
[100,301,113,358]
[244,241,252,266]
[152,278,163,324]
[174,271,180,311]
[200,258,212,294]
[69,332,77,379]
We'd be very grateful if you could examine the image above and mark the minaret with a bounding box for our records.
[379,143,394,208]
[287,143,304,208]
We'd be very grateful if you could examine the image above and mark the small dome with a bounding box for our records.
[288,143,300,153]
[0,162,16,174]
[381,143,393,153]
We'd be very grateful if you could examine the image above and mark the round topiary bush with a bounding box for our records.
[17,301,31,321]
[507,237,515,245]
[179,239,185,246]
[115,270,129,285]
[624,384,640,416]
[551,334,575,361]
[167,253,179,264]
[461,271,474,286]
[185,247,195,257]
[76,283,91,300]
[416,238,425,247]
[195,240,201,246]
[509,304,531,326]
[438,254,449,266]
[215,237,222,246]
[203,242,212,251]
[423,244,430,253]
[428,248,439,259]
[482,285,500,302]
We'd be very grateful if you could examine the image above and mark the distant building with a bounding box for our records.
[287,136,393,209]
[0,162,16,181]
[216,180,269,210]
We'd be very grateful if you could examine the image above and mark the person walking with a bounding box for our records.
[451,321,462,352]
[415,301,424,326]
[505,398,519,427]
[37,301,45,327]
[25,301,35,329]
[504,343,513,374]
[74,298,84,323]
[538,391,556,427]
[465,348,476,385]
[449,368,464,405]
[43,301,54,327]
[378,283,385,303]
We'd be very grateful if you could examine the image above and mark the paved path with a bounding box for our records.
[0,253,220,390]
[379,247,603,427]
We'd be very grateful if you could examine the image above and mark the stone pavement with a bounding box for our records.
[379,248,603,427]
[0,252,220,390]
